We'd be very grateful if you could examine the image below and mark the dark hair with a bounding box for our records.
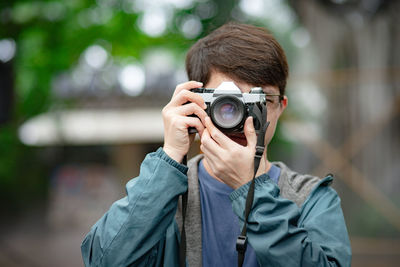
[185,22,289,95]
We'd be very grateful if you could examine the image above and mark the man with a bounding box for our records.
[81,22,352,266]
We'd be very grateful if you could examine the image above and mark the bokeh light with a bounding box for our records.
[238,0,296,32]
[180,14,203,39]
[137,8,169,37]
[290,27,311,48]
[118,63,146,96]
[84,45,109,70]
[0,38,16,62]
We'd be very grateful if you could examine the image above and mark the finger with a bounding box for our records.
[171,90,207,109]
[173,81,203,97]
[201,128,215,150]
[175,103,208,123]
[201,128,223,156]
[204,116,231,148]
[182,116,205,136]
[244,117,257,148]
[200,128,212,145]
[200,139,225,178]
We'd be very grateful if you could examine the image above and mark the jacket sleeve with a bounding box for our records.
[229,175,352,267]
[81,148,188,267]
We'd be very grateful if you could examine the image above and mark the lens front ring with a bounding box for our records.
[210,95,246,131]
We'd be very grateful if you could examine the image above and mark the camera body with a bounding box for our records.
[190,82,267,134]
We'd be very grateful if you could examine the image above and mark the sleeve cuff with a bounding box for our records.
[154,147,189,174]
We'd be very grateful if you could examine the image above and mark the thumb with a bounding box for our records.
[244,116,257,148]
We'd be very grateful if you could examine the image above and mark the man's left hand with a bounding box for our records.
[200,116,257,189]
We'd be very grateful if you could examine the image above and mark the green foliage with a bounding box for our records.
[0,0,242,213]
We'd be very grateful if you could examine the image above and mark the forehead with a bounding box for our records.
[206,72,279,94]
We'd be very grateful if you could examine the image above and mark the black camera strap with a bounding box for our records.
[236,103,269,267]
[179,155,188,267]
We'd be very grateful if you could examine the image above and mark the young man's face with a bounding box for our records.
[204,72,287,147]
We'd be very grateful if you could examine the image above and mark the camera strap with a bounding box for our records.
[179,155,188,267]
[236,103,269,267]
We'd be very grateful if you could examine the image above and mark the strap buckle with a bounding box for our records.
[255,146,264,159]
[236,235,248,253]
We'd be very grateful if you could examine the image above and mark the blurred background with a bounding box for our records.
[0,0,399,266]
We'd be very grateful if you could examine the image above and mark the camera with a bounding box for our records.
[189,82,267,134]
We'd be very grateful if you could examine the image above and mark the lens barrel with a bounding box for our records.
[210,95,246,131]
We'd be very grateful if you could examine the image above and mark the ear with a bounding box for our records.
[278,95,288,116]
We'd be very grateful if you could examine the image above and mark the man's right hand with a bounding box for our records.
[162,81,208,163]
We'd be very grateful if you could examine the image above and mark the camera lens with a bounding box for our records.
[211,95,245,130]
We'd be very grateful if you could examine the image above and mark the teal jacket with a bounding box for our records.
[81,148,351,266]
